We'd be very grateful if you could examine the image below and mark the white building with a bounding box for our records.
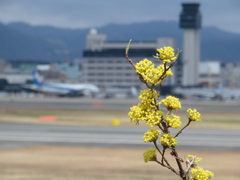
[82,29,178,89]
[198,61,221,87]
[221,63,240,88]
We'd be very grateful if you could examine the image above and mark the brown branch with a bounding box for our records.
[151,60,177,89]
[174,119,192,138]
[154,159,180,176]
[161,147,167,164]
[157,123,164,132]
[125,40,136,70]
[172,147,186,180]
[157,82,163,97]
[153,97,160,110]
[125,39,151,89]
[153,141,179,176]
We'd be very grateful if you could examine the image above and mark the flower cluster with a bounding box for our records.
[186,155,214,180]
[135,59,173,84]
[145,110,163,127]
[128,105,146,123]
[139,88,158,106]
[154,46,177,63]
[160,96,181,110]
[143,128,161,142]
[143,148,156,163]
[187,108,201,121]
[186,155,202,168]
[129,89,164,126]
[129,104,164,126]
[164,114,181,129]
[191,167,214,180]
[126,44,213,179]
[160,133,178,147]
[188,154,202,164]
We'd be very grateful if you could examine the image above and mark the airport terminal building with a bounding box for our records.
[81,29,182,89]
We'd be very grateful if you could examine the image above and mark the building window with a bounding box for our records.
[125,73,132,76]
[88,60,95,63]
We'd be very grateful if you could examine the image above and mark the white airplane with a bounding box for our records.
[174,87,240,101]
[23,71,100,97]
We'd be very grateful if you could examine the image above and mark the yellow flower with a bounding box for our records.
[160,133,178,147]
[187,155,202,163]
[187,108,201,121]
[154,47,177,63]
[143,148,156,163]
[143,128,161,142]
[191,167,214,180]
[164,114,181,129]
[139,88,158,105]
[135,59,155,84]
[128,104,146,123]
[160,96,181,110]
[135,59,173,84]
[145,110,163,127]
[186,155,202,168]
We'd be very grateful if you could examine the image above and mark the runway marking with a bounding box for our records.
[39,116,57,121]
[91,102,104,106]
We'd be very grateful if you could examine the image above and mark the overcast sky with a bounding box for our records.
[0,0,240,34]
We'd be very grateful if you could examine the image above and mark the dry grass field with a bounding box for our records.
[0,108,240,129]
[0,106,240,179]
[0,146,239,180]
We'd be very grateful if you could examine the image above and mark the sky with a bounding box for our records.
[0,0,240,34]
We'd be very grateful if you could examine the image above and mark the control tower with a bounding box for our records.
[180,3,201,86]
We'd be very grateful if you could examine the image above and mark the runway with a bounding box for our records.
[0,97,239,151]
[0,122,239,151]
[0,96,240,112]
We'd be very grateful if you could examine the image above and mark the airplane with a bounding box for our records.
[22,71,100,97]
[173,86,240,101]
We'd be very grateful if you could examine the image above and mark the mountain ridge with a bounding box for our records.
[0,21,240,62]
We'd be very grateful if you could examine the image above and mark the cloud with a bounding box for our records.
[0,0,240,34]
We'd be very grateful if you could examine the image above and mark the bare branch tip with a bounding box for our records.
[125,39,132,55]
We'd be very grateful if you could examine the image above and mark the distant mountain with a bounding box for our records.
[0,23,67,61]
[0,21,240,62]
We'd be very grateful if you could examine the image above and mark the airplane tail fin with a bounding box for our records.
[32,70,44,85]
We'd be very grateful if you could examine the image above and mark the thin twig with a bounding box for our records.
[185,156,197,172]
[174,119,192,138]
[151,60,177,89]
[125,39,136,70]
[125,39,151,89]
[157,123,164,132]
[154,159,180,176]
[161,147,167,164]
[153,141,177,175]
